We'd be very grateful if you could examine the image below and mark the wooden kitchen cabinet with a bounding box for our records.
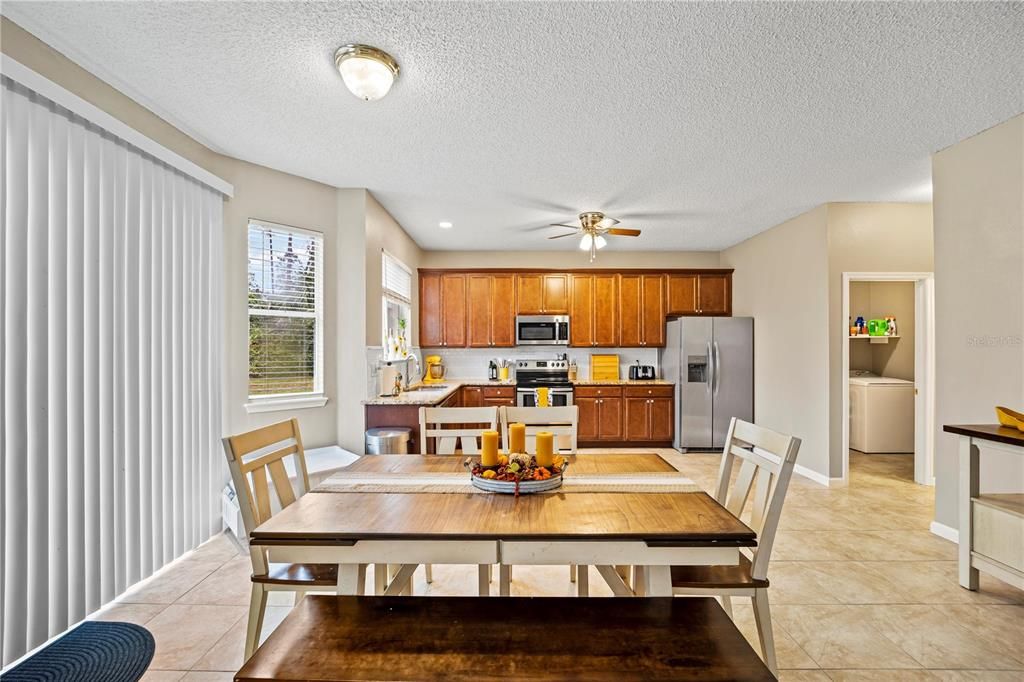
[619,274,665,347]
[421,268,731,350]
[420,272,468,348]
[461,385,514,408]
[467,274,515,348]
[441,274,467,347]
[667,272,732,316]
[517,274,569,314]
[570,273,619,347]
[697,274,731,316]
[460,385,484,407]
[575,385,623,441]
[483,385,516,406]
[623,385,675,442]
[667,274,698,315]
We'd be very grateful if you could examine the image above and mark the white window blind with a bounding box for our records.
[381,251,412,345]
[247,221,323,398]
[382,251,412,304]
[1,70,226,665]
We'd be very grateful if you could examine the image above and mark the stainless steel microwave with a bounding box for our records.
[515,315,570,346]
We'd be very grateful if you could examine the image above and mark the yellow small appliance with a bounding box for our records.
[422,355,446,383]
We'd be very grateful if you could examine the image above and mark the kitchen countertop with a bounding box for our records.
[572,379,673,386]
[364,378,671,406]
[362,378,514,407]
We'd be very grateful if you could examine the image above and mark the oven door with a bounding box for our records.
[516,386,574,407]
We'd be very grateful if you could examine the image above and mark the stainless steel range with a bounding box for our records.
[515,357,573,407]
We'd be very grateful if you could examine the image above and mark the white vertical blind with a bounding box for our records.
[1,73,225,665]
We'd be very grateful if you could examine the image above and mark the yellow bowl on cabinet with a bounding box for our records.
[995,406,1024,432]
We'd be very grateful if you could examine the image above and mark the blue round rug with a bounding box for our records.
[2,621,155,682]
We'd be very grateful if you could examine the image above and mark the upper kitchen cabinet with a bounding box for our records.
[667,274,698,315]
[467,274,515,348]
[516,273,569,314]
[667,272,732,316]
[696,273,731,316]
[569,273,619,347]
[619,274,666,347]
[419,272,467,347]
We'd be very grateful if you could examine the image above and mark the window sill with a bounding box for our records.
[244,394,329,414]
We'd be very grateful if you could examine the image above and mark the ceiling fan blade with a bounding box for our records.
[606,228,641,237]
[547,232,579,240]
[549,222,580,229]
[596,217,620,228]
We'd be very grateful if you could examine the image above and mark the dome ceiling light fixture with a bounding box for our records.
[334,44,399,101]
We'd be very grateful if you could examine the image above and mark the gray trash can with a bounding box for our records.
[365,427,411,454]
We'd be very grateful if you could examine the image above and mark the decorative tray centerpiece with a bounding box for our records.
[465,424,567,496]
[465,452,568,496]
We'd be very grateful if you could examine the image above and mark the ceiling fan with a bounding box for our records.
[547,211,642,261]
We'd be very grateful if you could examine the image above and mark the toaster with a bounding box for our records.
[629,364,656,380]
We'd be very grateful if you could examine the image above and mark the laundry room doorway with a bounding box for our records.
[842,272,936,486]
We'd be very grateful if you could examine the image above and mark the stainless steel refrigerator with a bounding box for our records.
[660,317,753,450]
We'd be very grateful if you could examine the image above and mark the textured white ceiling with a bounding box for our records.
[4,1,1022,250]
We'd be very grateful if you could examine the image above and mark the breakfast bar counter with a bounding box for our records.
[943,424,1024,591]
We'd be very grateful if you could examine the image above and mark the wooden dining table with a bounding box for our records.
[249,453,755,597]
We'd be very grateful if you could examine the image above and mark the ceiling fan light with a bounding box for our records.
[594,235,608,249]
[579,234,594,251]
[335,44,399,101]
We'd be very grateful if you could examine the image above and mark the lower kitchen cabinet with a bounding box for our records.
[461,384,515,407]
[624,386,675,442]
[578,384,674,446]
[575,385,624,443]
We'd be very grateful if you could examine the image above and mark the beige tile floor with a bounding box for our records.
[93,450,1023,681]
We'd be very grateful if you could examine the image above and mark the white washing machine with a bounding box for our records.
[849,375,915,453]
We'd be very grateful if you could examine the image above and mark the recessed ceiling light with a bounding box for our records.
[334,44,399,101]
[439,221,453,229]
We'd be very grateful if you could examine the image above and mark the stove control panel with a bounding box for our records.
[517,359,568,370]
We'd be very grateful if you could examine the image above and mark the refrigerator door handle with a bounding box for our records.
[713,340,721,395]
[706,341,714,394]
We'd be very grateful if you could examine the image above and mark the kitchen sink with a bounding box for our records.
[404,384,450,391]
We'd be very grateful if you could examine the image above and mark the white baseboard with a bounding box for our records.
[794,464,832,487]
[930,521,959,544]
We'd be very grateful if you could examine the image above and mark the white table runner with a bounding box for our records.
[313,458,701,494]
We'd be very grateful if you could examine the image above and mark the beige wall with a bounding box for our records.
[849,281,916,380]
[721,206,832,480]
[826,203,934,476]
[366,194,423,346]
[1,18,423,449]
[932,114,1024,531]
[419,250,720,270]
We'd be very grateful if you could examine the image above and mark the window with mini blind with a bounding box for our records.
[382,250,412,347]
[247,220,324,401]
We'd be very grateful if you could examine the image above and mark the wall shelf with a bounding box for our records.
[849,335,900,344]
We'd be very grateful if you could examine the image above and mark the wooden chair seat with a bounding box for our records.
[235,595,775,682]
[253,563,339,587]
[671,555,769,589]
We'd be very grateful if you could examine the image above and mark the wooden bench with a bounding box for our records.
[235,595,774,681]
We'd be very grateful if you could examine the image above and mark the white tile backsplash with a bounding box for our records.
[366,346,660,387]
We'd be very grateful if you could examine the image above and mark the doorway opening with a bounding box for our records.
[842,272,935,486]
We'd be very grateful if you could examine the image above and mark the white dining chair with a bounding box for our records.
[498,405,580,592]
[418,405,498,591]
[500,405,578,454]
[670,417,801,676]
[224,419,348,660]
[419,406,499,455]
